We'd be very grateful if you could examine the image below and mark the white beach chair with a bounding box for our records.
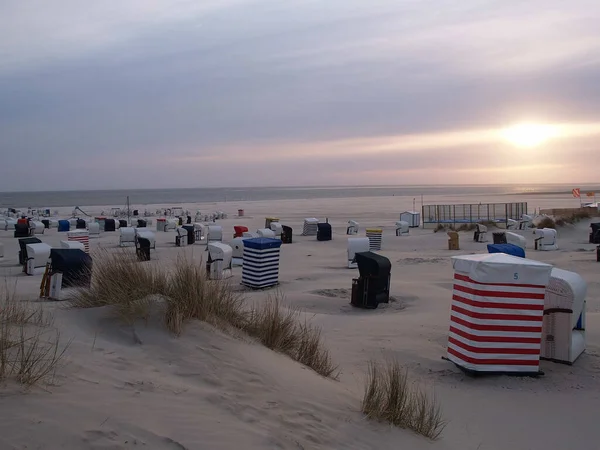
[507,219,519,230]
[61,240,86,251]
[269,222,283,239]
[30,221,45,235]
[231,237,248,266]
[87,222,100,237]
[347,220,359,235]
[257,228,276,238]
[175,227,188,247]
[474,224,488,242]
[119,227,136,247]
[533,228,557,251]
[25,243,52,276]
[395,221,409,236]
[347,237,370,268]
[506,232,526,250]
[206,242,233,280]
[135,229,156,249]
[541,268,587,364]
[165,219,178,231]
[520,214,533,229]
[207,225,223,243]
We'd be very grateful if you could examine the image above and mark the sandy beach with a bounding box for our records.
[1,193,599,450]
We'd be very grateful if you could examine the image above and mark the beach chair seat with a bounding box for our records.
[206,242,233,280]
[119,227,136,247]
[347,220,359,235]
[395,221,409,236]
[474,224,488,243]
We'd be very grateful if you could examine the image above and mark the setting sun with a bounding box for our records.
[500,123,561,148]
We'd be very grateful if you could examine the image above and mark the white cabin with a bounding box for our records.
[399,211,420,228]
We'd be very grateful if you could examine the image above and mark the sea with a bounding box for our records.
[0,184,598,209]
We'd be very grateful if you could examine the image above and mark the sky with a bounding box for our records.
[1,0,599,191]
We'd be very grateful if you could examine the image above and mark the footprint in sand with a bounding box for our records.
[309,288,351,298]
[396,257,447,265]
[83,429,119,444]
[304,289,408,314]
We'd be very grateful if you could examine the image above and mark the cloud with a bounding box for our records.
[0,0,599,191]
[0,0,254,74]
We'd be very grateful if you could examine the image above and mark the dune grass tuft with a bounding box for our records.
[68,249,168,324]
[243,293,338,378]
[294,320,338,378]
[362,359,446,440]
[1,280,70,387]
[536,217,556,229]
[164,257,246,335]
[244,293,298,353]
[479,220,498,228]
[433,224,449,233]
[556,209,591,227]
[69,253,338,378]
[455,223,477,232]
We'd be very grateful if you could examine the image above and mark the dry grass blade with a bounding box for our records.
[295,321,339,379]
[362,359,447,440]
[455,223,477,232]
[433,224,446,233]
[1,279,52,327]
[362,361,382,419]
[164,257,246,335]
[245,294,299,353]
[16,327,71,386]
[243,293,338,379]
[1,279,70,387]
[410,389,445,440]
[207,282,246,328]
[536,217,556,229]
[69,249,168,324]
[556,209,591,227]
[479,220,498,228]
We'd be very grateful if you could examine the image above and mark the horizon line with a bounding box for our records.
[1,182,599,195]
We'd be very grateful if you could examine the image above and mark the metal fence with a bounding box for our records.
[422,202,527,228]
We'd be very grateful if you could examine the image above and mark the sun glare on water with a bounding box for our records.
[500,123,561,148]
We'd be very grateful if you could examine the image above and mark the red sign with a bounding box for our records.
[572,188,581,198]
